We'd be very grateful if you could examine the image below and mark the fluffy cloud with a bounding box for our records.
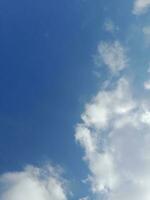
[75,76,150,199]
[133,0,150,15]
[97,41,128,74]
[0,165,68,200]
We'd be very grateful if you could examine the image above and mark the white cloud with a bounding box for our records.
[0,165,68,200]
[75,77,150,200]
[80,78,135,130]
[133,0,150,15]
[144,80,150,90]
[104,19,119,34]
[97,41,128,74]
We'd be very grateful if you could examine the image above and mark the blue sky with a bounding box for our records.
[1,0,150,200]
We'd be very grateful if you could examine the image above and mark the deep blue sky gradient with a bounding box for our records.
[0,0,139,198]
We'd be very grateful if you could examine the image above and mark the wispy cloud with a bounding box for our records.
[104,19,119,34]
[0,164,68,200]
[133,0,150,15]
[97,41,128,74]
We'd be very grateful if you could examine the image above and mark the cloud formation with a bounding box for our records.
[76,1,150,199]
[0,165,68,200]
[133,0,150,15]
[75,75,150,199]
[97,41,128,74]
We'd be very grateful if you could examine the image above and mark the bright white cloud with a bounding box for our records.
[0,165,68,200]
[133,0,150,15]
[97,41,128,74]
[75,76,150,199]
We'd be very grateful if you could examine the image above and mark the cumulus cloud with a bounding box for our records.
[133,0,150,15]
[97,41,128,74]
[75,76,150,199]
[0,165,68,200]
